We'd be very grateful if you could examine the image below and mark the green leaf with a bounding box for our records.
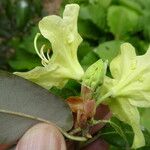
[62,0,87,5]
[100,118,150,148]
[138,146,150,150]
[15,0,30,29]
[89,0,112,8]
[109,145,123,150]
[134,0,150,10]
[140,108,150,132]
[78,42,92,62]
[107,5,139,39]
[32,0,42,15]
[119,0,143,14]
[126,37,149,55]
[3,0,15,20]
[9,49,41,71]
[100,118,133,148]
[0,70,73,144]
[94,40,122,63]
[78,19,101,40]
[80,51,99,70]
[79,4,107,30]
[19,27,51,54]
[109,98,145,148]
[142,13,150,41]
[50,79,81,99]
[7,37,41,71]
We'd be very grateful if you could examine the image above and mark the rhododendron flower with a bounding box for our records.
[98,43,150,149]
[15,4,84,89]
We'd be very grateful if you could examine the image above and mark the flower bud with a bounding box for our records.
[82,59,107,92]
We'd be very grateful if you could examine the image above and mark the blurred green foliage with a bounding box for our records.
[1,0,150,71]
[61,0,150,75]
[0,0,42,70]
[0,0,150,149]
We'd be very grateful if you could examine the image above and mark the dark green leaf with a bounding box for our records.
[16,0,30,29]
[19,27,51,54]
[94,40,122,63]
[8,49,41,71]
[78,42,92,61]
[89,0,112,8]
[79,4,107,30]
[62,0,87,5]
[80,51,99,70]
[50,80,81,99]
[109,145,123,150]
[32,0,42,15]
[0,71,73,144]
[141,13,150,41]
[126,37,149,55]
[78,19,101,40]
[100,120,132,148]
[100,117,150,148]
[137,146,150,150]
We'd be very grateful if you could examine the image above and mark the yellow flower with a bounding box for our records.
[98,43,150,148]
[15,4,84,89]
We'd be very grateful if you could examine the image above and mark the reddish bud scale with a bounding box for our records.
[67,97,96,127]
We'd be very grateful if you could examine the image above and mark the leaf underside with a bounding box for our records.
[0,71,73,144]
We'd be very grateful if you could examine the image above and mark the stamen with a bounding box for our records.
[41,60,48,66]
[34,33,45,61]
[34,33,50,66]
[47,49,51,61]
[40,45,49,63]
